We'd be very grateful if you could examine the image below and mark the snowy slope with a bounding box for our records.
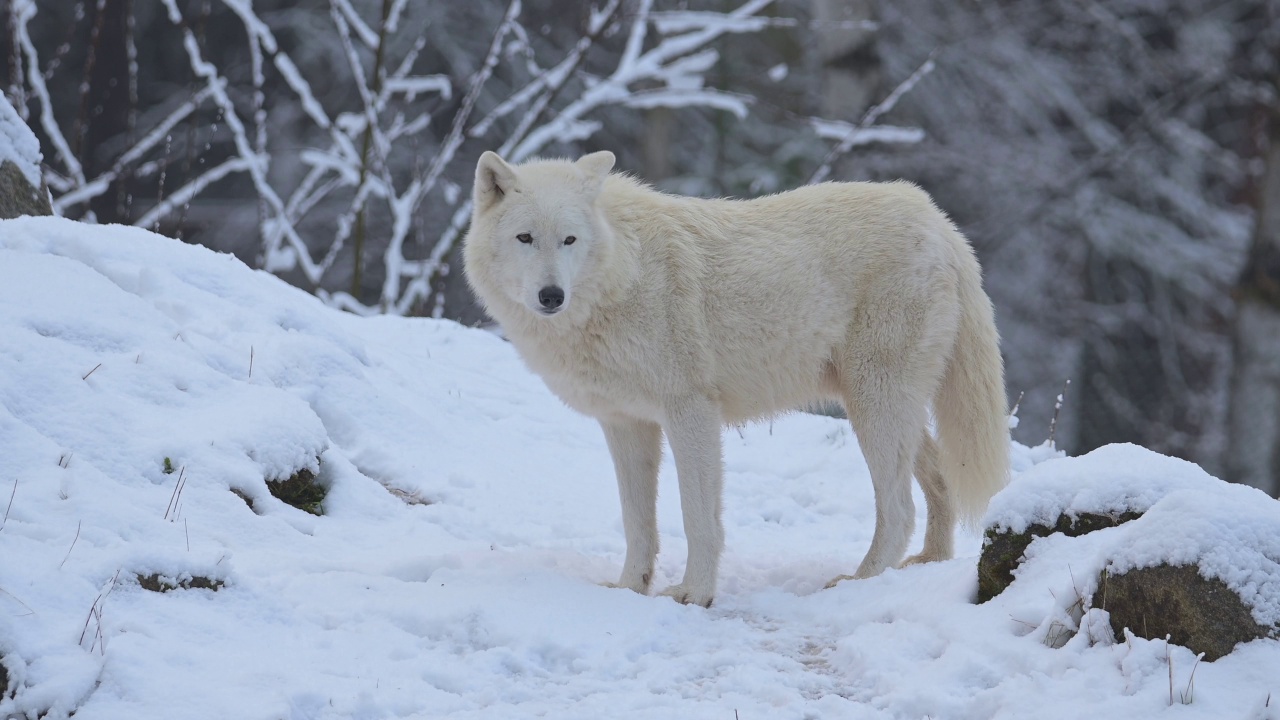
[0,216,1277,720]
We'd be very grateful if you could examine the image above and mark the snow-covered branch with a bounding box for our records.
[808,52,935,185]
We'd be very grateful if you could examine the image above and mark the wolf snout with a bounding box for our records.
[537,285,565,313]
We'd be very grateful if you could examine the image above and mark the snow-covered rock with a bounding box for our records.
[980,443,1280,659]
[0,95,50,219]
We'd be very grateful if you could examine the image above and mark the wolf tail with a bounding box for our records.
[933,241,1011,528]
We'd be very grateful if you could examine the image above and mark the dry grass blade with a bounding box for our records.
[1180,652,1204,704]
[164,465,188,521]
[78,569,121,649]
[59,519,82,569]
[0,584,35,617]
[1,477,15,531]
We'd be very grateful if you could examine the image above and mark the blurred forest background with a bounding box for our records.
[4,0,1279,495]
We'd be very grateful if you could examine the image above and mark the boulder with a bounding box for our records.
[0,96,51,219]
[1100,563,1271,661]
[979,444,1280,659]
[978,509,1140,602]
[0,159,51,219]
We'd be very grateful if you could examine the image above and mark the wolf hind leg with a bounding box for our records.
[900,432,955,567]
[827,338,944,588]
[838,394,926,583]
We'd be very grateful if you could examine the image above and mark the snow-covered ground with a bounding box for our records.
[1,215,1277,719]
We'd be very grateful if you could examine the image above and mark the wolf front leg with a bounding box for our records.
[600,418,663,594]
[658,397,724,607]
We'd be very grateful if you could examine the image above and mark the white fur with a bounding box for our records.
[463,150,1011,607]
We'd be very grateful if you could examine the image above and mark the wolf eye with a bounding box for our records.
[564,235,577,246]
[517,233,532,244]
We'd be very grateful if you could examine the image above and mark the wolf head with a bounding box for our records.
[463,151,615,321]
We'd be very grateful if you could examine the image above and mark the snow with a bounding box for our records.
[1,215,1278,718]
[0,94,43,188]
[985,442,1221,534]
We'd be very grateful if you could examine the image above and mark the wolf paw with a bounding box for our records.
[659,583,714,608]
[600,572,651,595]
[824,574,857,590]
[899,551,950,568]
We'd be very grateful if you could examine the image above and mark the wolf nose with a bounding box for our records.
[538,286,565,310]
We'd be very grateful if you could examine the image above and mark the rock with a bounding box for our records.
[267,465,326,515]
[978,509,1141,603]
[1100,563,1274,661]
[0,159,51,219]
[0,96,51,219]
[978,444,1280,660]
[136,573,225,593]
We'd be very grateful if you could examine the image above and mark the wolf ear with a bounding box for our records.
[576,151,615,196]
[475,151,517,212]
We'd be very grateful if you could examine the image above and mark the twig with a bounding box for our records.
[344,0,523,312]
[1,477,15,531]
[1166,635,1174,707]
[1009,390,1024,418]
[13,0,87,188]
[335,0,394,299]
[808,50,937,185]
[185,518,190,552]
[249,346,254,379]
[160,0,312,274]
[82,363,103,380]
[72,0,109,160]
[60,519,82,569]
[1048,379,1070,448]
[154,133,171,231]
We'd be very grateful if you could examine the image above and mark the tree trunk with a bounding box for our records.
[1225,96,1280,497]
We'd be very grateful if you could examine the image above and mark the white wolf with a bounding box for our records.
[463,150,1009,607]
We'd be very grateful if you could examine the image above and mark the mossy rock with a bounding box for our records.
[978,510,1142,602]
[0,160,52,220]
[0,658,8,699]
[137,573,225,592]
[1100,563,1276,661]
[267,467,326,515]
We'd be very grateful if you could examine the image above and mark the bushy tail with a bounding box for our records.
[934,245,1011,528]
